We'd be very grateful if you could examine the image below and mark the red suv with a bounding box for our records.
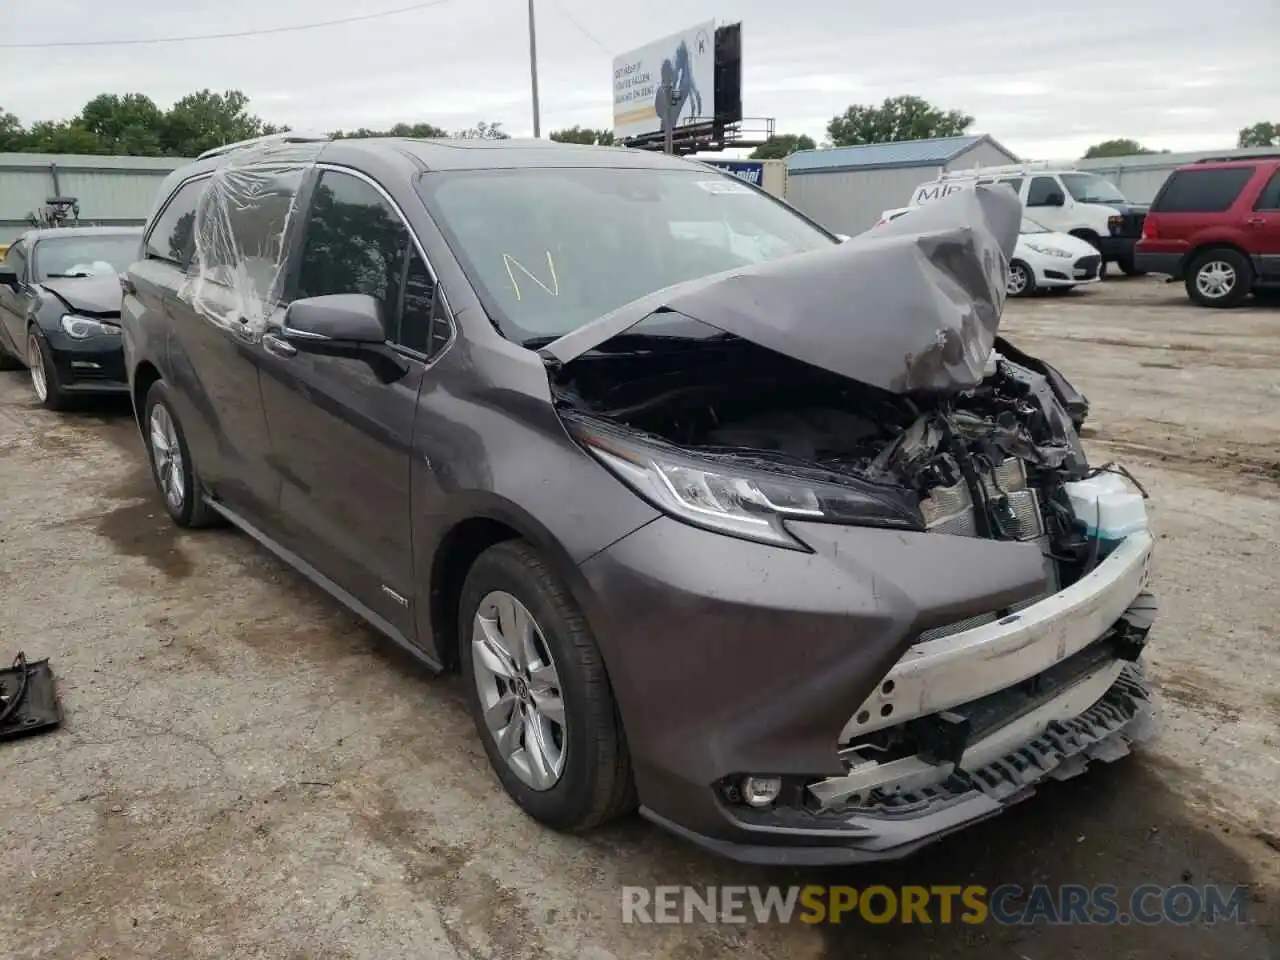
[1135,155,1280,307]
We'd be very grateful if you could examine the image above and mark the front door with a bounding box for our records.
[258,167,438,636]
[1025,175,1072,232]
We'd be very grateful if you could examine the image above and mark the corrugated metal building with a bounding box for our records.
[1077,145,1280,204]
[784,134,1020,235]
[0,153,191,245]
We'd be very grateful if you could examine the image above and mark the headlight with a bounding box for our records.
[570,420,923,550]
[1024,242,1074,258]
[60,314,121,339]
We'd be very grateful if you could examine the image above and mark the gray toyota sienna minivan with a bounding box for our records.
[120,134,1157,864]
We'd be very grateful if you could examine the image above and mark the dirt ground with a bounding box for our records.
[1,276,1277,960]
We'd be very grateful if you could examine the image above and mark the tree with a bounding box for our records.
[1238,122,1279,148]
[1082,138,1156,159]
[158,89,284,157]
[79,93,166,156]
[0,107,26,152]
[452,120,509,140]
[748,133,815,160]
[549,126,616,146]
[332,122,448,139]
[20,120,102,155]
[827,95,973,147]
[0,90,481,157]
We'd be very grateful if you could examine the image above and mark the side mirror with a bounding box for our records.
[282,293,386,347]
[0,264,19,289]
[1044,191,1066,207]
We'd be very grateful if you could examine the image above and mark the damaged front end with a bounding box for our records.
[547,186,1157,862]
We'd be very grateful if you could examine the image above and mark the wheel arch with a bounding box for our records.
[131,360,163,432]
[425,494,610,673]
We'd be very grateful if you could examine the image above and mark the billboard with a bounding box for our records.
[613,22,716,141]
[701,159,765,186]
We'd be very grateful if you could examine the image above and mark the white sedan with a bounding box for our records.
[874,207,1103,297]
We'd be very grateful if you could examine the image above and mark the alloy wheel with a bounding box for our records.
[1007,264,1029,296]
[27,333,47,402]
[1195,261,1235,300]
[471,590,567,791]
[149,404,186,511]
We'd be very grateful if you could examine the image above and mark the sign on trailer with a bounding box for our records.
[612,22,716,141]
[702,160,766,187]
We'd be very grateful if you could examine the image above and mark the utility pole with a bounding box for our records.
[527,0,542,137]
[662,92,676,155]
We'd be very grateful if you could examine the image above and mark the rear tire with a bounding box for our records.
[1185,248,1252,308]
[143,379,219,528]
[460,540,635,832]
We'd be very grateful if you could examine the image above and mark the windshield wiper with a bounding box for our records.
[44,272,94,279]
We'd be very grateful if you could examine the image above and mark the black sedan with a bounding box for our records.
[0,226,142,409]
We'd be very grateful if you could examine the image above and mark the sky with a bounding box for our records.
[3,0,1277,161]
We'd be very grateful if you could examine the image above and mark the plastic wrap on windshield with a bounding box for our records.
[179,142,326,341]
[543,185,1023,395]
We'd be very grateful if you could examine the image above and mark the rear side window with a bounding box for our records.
[1152,167,1255,213]
[1253,170,1280,211]
[145,178,207,265]
[999,177,1023,195]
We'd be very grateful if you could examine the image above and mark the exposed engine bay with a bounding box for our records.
[551,329,1107,601]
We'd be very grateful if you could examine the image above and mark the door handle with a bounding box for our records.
[262,332,297,358]
[1246,216,1266,227]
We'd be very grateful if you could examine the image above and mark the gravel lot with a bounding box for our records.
[1,277,1277,959]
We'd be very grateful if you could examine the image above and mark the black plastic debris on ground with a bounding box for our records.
[0,653,63,742]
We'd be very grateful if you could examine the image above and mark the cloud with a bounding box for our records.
[4,0,1276,157]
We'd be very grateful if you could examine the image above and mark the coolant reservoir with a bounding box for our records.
[1064,472,1148,542]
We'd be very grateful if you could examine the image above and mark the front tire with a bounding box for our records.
[460,540,634,832]
[1007,260,1036,297]
[143,379,218,528]
[1117,257,1146,277]
[1185,248,1252,308]
[27,328,69,411]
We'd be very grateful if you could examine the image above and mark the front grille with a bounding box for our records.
[1073,255,1101,279]
[1121,212,1146,237]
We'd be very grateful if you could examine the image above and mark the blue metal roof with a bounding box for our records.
[787,135,1009,174]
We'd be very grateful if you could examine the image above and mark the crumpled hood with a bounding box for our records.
[39,275,123,316]
[542,184,1022,394]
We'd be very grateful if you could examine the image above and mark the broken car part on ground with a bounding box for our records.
[122,140,1156,865]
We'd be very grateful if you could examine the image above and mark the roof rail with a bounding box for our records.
[937,159,1070,180]
[1192,153,1280,164]
[197,132,332,161]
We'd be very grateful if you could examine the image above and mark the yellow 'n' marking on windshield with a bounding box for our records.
[502,251,559,301]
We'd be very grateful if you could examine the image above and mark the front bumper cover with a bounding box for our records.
[644,661,1155,865]
[582,518,1155,864]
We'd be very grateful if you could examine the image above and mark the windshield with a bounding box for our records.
[417,167,837,343]
[34,234,140,281]
[1020,217,1049,234]
[1060,173,1127,205]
